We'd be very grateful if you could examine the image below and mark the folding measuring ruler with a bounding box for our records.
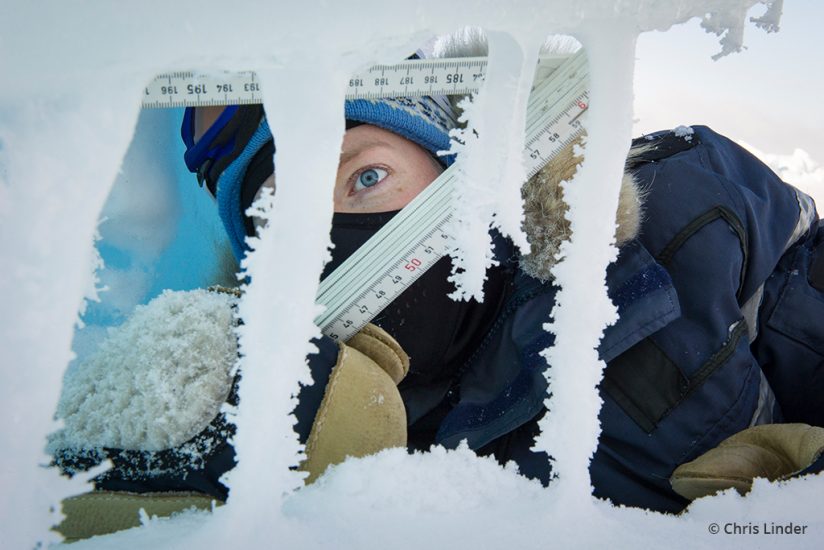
[143,55,572,106]
[144,52,589,341]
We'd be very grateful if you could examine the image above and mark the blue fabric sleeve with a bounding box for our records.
[754,220,824,426]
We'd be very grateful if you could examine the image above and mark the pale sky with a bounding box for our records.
[633,0,823,162]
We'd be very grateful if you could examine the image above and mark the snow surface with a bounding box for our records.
[2,1,820,549]
[60,446,824,550]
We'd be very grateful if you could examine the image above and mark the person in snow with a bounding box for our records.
[51,35,824,540]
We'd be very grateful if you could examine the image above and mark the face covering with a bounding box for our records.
[322,211,514,387]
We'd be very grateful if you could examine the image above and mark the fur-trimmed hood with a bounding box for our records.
[434,30,644,282]
[518,141,643,281]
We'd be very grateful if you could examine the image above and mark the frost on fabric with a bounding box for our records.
[49,289,237,452]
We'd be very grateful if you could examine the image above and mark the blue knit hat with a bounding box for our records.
[183,95,458,260]
[345,96,458,162]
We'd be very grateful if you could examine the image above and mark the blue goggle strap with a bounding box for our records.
[181,105,240,173]
[216,117,274,261]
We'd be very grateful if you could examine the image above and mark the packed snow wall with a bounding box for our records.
[3,1,821,549]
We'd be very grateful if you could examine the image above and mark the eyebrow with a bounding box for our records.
[339,138,394,167]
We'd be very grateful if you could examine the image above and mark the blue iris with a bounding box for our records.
[355,167,388,191]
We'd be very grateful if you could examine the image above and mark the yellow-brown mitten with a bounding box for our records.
[670,423,824,501]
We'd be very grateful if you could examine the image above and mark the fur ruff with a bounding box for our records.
[519,140,643,281]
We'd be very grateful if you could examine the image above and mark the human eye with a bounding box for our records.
[352,166,389,192]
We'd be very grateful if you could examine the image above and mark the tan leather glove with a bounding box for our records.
[670,423,824,501]
[301,323,409,483]
[55,323,409,541]
[56,491,218,543]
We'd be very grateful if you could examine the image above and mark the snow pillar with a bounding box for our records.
[533,18,638,510]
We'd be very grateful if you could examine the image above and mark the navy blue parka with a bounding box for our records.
[424,125,824,512]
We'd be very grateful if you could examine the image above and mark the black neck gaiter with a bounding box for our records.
[321,211,514,387]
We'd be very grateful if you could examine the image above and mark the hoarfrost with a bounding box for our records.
[50,289,237,452]
[533,18,636,508]
[442,31,535,301]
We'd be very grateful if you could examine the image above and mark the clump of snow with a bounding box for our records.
[673,124,695,142]
[288,444,544,518]
[739,141,824,208]
[50,289,237,452]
